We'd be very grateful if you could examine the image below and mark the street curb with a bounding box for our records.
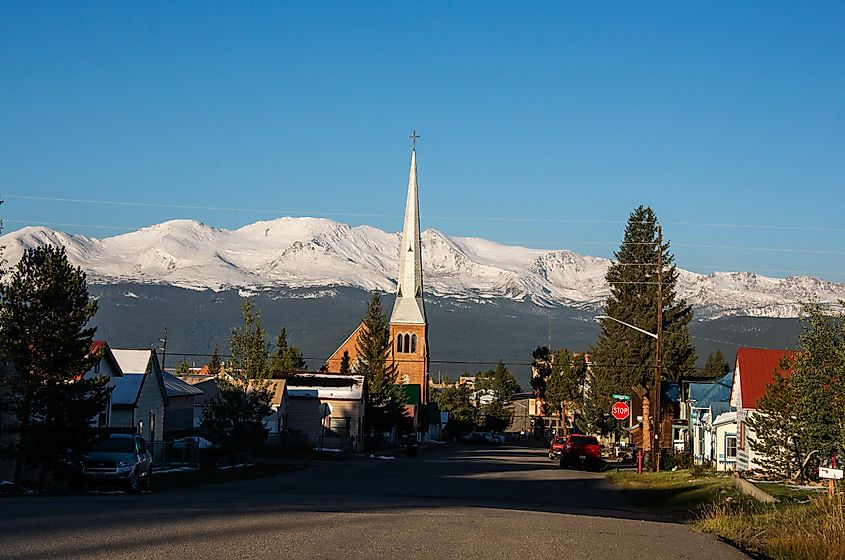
[730,474,778,503]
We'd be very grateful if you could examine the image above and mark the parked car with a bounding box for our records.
[559,434,602,470]
[76,434,153,492]
[548,436,566,460]
[461,432,491,444]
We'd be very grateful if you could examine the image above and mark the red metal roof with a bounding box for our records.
[735,348,799,409]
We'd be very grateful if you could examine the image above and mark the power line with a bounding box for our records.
[5,193,845,233]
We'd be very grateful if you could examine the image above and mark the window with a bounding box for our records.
[725,435,737,458]
[403,334,410,354]
[410,334,417,353]
[149,412,156,442]
[94,361,101,375]
[396,333,404,353]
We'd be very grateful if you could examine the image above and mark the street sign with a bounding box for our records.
[820,467,844,480]
[612,394,631,401]
[611,401,630,421]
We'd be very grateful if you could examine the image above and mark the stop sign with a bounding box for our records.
[611,401,630,421]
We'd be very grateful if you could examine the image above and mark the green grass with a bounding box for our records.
[606,469,748,520]
[154,462,306,491]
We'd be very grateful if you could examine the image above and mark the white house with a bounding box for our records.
[730,347,798,472]
[688,371,735,470]
[285,373,365,452]
[85,341,124,428]
[111,349,168,442]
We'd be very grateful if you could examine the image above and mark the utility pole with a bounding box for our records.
[159,328,168,372]
[653,225,663,473]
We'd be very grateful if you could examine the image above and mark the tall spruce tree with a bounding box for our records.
[354,294,406,434]
[206,344,222,376]
[474,360,522,402]
[229,300,269,379]
[588,206,696,440]
[270,327,307,372]
[0,246,111,484]
[789,302,845,465]
[702,349,731,378]
[544,350,588,424]
[339,350,351,374]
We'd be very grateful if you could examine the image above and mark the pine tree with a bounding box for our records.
[702,349,731,378]
[474,360,522,401]
[354,294,406,434]
[228,300,269,379]
[789,302,845,464]
[201,377,273,452]
[434,384,475,439]
[0,246,111,484]
[270,327,306,372]
[480,400,513,432]
[747,369,806,480]
[339,350,351,374]
[174,358,191,374]
[206,345,222,376]
[544,350,588,423]
[530,346,552,396]
[589,206,697,442]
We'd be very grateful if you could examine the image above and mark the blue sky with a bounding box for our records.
[1,2,844,281]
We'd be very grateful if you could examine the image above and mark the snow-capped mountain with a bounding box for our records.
[2,217,844,319]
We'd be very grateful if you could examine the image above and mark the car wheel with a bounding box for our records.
[126,470,140,494]
[141,470,152,492]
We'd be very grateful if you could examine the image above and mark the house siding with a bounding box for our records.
[135,374,165,442]
[164,394,196,435]
[110,408,135,429]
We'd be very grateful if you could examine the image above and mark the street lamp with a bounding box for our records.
[595,314,663,472]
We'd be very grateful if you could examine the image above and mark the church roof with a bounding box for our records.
[390,144,426,325]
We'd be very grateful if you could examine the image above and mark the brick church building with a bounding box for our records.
[325,137,430,431]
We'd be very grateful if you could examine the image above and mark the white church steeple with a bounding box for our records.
[390,132,426,325]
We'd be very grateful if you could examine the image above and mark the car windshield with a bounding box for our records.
[571,436,599,445]
[553,437,566,443]
[89,438,135,453]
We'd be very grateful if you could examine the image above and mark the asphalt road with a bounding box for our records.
[1,445,747,560]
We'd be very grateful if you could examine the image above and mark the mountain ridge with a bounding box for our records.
[3,217,844,320]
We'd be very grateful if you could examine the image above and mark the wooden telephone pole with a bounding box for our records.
[653,225,663,472]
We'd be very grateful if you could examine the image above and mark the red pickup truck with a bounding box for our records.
[559,434,602,470]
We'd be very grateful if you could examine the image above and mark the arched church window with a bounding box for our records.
[396,333,404,353]
[411,334,417,353]
[403,334,410,354]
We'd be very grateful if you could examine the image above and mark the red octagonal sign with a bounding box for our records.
[611,401,630,421]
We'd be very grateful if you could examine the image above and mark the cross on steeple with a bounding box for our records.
[410,130,420,149]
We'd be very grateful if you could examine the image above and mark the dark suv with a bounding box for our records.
[79,434,153,492]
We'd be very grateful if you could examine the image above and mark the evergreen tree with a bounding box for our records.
[0,246,111,484]
[702,349,731,378]
[174,358,191,374]
[474,360,522,401]
[339,350,351,374]
[544,350,588,421]
[747,368,806,480]
[354,294,406,433]
[588,206,697,440]
[480,400,513,433]
[229,300,269,379]
[206,345,222,376]
[270,327,307,372]
[434,383,476,438]
[789,302,845,464]
[530,346,552,396]
[201,378,273,452]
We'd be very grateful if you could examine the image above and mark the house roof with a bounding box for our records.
[112,374,145,406]
[688,382,713,403]
[713,411,737,427]
[247,379,287,407]
[162,371,203,398]
[112,349,153,374]
[111,348,169,407]
[697,371,734,408]
[85,341,124,380]
[285,373,365,401]
[734,348,798,410]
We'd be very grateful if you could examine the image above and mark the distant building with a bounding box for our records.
[111,349,168,442]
